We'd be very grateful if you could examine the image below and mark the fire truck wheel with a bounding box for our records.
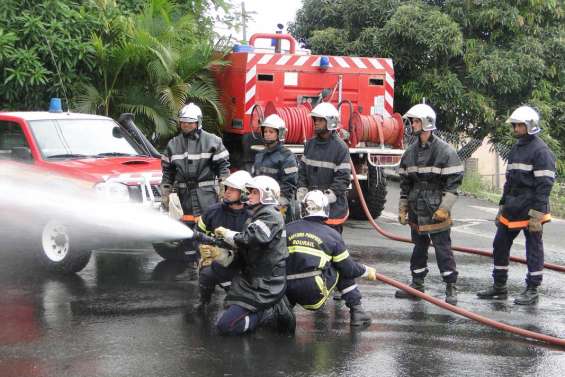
[152,241,188,262]
[37,220,92,274]
[350,165,387,220]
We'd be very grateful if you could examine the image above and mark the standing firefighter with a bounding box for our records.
[161,103,231,264]
[252,114,298,222]
[286,190,376,326]
[396,104,464,304]
[194,170,252,313]
[213,176,295,335]
[477,106,556,305]
[298,103,351,233]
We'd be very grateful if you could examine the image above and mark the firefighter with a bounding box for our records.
[160,103,231,265]
[286,190,376,326]
[252,114,298,223]
[213,176,295,335]
[194,170,252,312]
[477,106,556,305]
[297,102,351,233]
[396,104,463,305]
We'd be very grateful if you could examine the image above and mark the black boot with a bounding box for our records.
[445,283,457,305]
[476,283,508,299]
[349,304,372,326]
[193,287,213,314]
[395,277,425,299]
[514,285,539,305]
[273,296,296,334]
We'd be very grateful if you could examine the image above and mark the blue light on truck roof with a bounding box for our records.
[320,56,330,70]
[49,98,63,113]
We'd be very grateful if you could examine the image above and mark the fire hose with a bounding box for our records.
[350,162,565,347]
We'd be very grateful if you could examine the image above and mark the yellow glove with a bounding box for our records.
[214,226,229,238]
[218,180,226,199]
[432,208,450,222]
[199,244,220,259]
[398,198,408,225]
[214,227,238,248]
[363,265,377,281]
[160,183,171,210]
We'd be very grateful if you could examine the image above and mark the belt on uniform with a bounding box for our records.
[286,270,322,280]
[176,180,216,189]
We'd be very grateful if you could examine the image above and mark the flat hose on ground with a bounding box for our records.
[350,162,565,347]
[351,163,565,273]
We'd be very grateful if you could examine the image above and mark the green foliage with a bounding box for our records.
[290,0,565,175]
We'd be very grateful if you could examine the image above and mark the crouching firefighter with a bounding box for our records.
[396,103,464,305]
[286,190,376,326]
[160,103,231,264]
[477,106,556,305]
[213,176,295,335]
[194,170,253,313]
[252,114,298,223]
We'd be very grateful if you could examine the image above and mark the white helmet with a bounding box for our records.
[310,102,340,131]
[403,104,436,131]
[506,105,540,135]
[245,175,280,205]
[223,170,252,192]
[261,114,287,141]
[178,103,203,129]
[301,190,329,219]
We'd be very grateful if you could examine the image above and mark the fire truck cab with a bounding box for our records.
[215,33,405,219]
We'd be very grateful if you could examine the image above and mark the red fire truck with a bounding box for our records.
[215,33,405,218]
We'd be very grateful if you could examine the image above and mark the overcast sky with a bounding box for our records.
[215,0,303,47]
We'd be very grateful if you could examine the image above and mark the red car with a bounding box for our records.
[0,110,163,273]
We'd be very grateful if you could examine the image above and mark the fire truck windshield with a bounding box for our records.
[28,119,144,159]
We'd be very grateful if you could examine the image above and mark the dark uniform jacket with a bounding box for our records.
[399,134,464,234]
[285,217,366,309]
[197,202,250,235]
[298,133,351,224]
[161,129,230,220]
[252,142,298,201]
[499,134,556,229]
[226,204,288,312]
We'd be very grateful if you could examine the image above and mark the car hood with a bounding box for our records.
[44,156,163,185]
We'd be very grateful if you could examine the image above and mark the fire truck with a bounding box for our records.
[215,33,405,219]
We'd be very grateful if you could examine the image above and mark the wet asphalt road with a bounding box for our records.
[1,182,564,377]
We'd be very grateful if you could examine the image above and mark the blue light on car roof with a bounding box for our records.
[49,98,63,113]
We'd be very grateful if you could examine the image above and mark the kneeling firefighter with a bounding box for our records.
[286,190,376,326]
[194,170,252,312]
[252,114,298,223]
[396,104,464,304]
[213,176,295,335]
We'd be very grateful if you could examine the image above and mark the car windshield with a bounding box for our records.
[28,119,144,159]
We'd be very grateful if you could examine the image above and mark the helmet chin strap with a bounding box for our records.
[264,139,277,145]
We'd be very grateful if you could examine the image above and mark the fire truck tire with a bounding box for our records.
[36,220,92,274]
[350,166,387,220]
[152,241,188,262]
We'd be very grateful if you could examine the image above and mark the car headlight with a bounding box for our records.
[94,182,130,202]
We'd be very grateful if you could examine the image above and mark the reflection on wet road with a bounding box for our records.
[1,225,564,377]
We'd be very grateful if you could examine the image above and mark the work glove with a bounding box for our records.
[199,244,234,268]
[324,189,337,204]
[278,196,289,217]
[160,183,172,210]
[432,208,450,222]
[398,198,408,225]
[296,187,308,203]
[168,193,184,220]
[214,226,238,248]
[528,209,544,233]
[362,265,377,281]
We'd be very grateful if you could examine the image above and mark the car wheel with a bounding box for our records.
[38,220,92,274]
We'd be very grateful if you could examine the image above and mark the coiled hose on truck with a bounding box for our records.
[350,161,565,347]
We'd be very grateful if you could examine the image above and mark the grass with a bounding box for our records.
[460,174,565,218]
